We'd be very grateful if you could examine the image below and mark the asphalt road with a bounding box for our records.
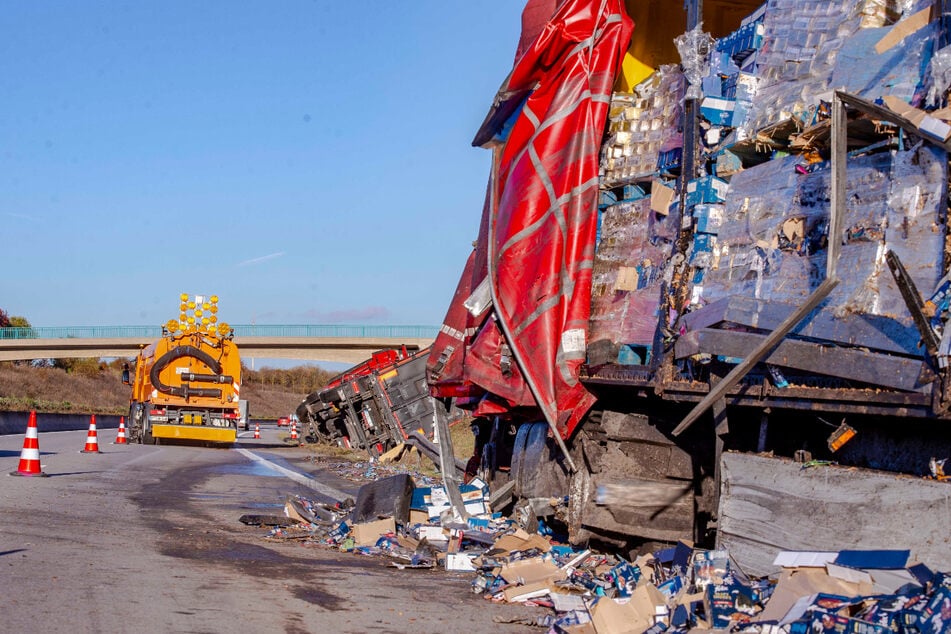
[0,424,544,633]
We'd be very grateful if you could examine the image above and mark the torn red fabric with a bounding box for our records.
[429,0,632,439]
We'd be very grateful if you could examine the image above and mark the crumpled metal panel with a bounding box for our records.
[428,0,632,438]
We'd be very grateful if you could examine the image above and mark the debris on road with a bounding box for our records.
[244,472,951,634]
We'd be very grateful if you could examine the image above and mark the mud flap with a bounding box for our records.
[567,409,702,544]
[351,474,415,526]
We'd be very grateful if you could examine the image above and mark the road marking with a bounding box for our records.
[232,447,349,502]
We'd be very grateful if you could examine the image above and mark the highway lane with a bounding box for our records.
[0,425,542,633]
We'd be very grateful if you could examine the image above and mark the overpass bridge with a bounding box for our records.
[0,325,438,365]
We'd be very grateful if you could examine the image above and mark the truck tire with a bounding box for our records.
[143,423,156,445]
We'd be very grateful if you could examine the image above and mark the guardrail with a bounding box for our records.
[0,324,440,340]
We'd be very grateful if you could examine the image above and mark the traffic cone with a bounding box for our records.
[253,422,260,439]
[115,416,128,444]
[81,414,101,453]
[10,411,47,477]
[290,420,298,441]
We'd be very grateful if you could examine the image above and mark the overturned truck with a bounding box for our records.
[297,347,449,458]
[427,0,951,571]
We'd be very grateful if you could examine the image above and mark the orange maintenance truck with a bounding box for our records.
[124,294,241,445]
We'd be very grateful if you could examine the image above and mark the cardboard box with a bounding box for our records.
[503,579,556,603]
[650,181,675,215]
[416,525,448,542]
[694,204,724,234]
[445,553,476,572]
[408,509,429,525]
[705,575,758,629]
[493,530,552,554]
[590,584,666,634]
[500,557,565,585]
[351,517,395,547]
[686,176,729,207]
[700,97,736,126]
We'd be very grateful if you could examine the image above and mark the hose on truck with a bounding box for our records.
[149,345,233,400]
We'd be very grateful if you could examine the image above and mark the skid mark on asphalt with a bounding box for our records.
[232,447,350,502]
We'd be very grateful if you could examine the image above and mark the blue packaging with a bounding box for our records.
[686,176,729,207]
[609,561,642,597]
[328,521,349,543]
[694,204,724,234]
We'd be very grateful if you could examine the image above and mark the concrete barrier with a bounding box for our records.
[0,411,121,436]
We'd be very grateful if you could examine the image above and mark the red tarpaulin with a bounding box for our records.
[429,0,632,438]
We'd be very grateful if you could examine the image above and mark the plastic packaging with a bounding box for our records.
[674,25,715,101]
[927,44,951,107]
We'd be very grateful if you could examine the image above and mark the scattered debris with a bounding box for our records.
[244,473,951,634]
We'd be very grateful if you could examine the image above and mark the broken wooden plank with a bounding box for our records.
[718,452,951,577]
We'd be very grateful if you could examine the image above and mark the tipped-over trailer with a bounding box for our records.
[297,347,447,456]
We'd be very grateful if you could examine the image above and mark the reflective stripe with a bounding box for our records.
[439,324,465,341]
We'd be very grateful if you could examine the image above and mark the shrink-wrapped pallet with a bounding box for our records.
[588,199,676,363]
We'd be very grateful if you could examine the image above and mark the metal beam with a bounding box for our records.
[671,92,853,437]
[675,327,930,392]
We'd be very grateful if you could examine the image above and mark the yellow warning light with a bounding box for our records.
[187,301,196,310]
[194,309,203,317]
[180,303,188,312]
[201,317,210,326]
[187,316,195,324]
[210,315,218,324]
[202,303,210,311]
[166,320,179,333]
[210,305,218,314]
[180,293,189,302]
[179,312,187,322]
[210,295,219,303]
[218,322,231,336]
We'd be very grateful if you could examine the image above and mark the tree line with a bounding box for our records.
[14,355,333,393]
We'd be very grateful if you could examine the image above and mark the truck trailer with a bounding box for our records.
[124,294,241,445]
[426,0,951,571]
[297,347,448,456]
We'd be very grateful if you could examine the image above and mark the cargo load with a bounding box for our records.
[427,0,951,561]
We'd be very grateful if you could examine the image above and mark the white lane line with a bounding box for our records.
[232,447,349,502]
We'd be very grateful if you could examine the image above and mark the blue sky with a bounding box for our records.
[0,1,524,329]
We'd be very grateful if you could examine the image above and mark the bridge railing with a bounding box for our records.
[0,324,440,340]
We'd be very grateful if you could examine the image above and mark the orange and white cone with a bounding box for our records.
[253,423,260,439]
[81,414,101,453]
[11,411,47,477]
[115,416,128,444]
[290,420,298,441]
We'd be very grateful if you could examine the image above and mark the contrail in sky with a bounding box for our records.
[4,212,38,221]
[237,251,285,267]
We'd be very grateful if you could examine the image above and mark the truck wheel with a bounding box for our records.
[511,421,570,499]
